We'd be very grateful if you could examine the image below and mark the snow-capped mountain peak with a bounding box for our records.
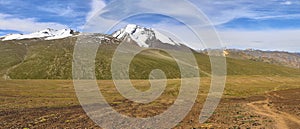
[112,24,181,47]
[1,28,75,41]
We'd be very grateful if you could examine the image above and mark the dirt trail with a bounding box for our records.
[247,91,300,129]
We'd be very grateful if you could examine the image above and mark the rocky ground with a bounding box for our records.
[1,88,299,129]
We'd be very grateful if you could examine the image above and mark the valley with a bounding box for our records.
[0,76,299,128]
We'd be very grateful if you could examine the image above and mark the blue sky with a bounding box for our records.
[0,0,299,52]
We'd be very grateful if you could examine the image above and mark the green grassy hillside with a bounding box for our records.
[0,37,299,80]
[0,42,27,76]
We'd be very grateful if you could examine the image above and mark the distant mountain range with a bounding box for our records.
[0,24,191,50]
[225,49,299,68]
[0,24,299,79]
[0,28,77,41]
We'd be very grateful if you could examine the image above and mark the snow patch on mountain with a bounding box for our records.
[44,29,73,40]
[1,29,74,41]
[152,30,179,46]
[112,24,181,47]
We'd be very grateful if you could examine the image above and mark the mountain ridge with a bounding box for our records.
[224,49,299,68]
[0,28,77,41]
[0,24,299,73]
[112,24,182,48]
[0,35,299,80]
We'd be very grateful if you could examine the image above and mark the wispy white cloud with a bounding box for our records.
[87,0,300,28]
[252,14,300,20]
[281,1,293,5]
[188,0,300,26]
[83,0,217,32]
[38,6,84,18]
[86,0,106,22]
[0,13,69,33]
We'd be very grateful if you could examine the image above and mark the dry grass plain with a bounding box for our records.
[0,75,300,128]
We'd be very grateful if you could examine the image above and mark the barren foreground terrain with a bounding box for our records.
[0,76,299,128]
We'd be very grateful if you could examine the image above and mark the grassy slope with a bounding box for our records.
[6,38,74,79]
[0,37,299,79]
[0,42,27,76]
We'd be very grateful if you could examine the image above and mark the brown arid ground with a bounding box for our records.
[0,76,300,128]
